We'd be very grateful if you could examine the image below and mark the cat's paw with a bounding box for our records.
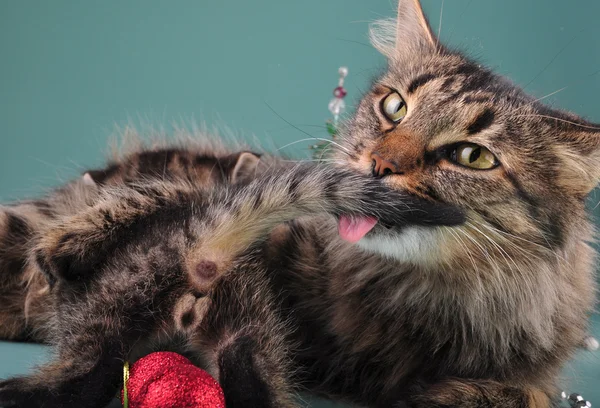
[0,374,116,408]
[33,213,110,283]
[0,378,25,408]
[34,232,86,284]
[174,292,212,334]
[0,377,53,408]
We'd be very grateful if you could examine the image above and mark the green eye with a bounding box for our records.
[382,92,407,122]
[450,143,499,169]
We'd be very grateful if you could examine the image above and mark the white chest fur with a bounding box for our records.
[356,226,443,266]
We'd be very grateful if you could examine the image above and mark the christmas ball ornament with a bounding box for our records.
[122,351,225,408]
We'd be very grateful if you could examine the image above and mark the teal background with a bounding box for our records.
[0,0,598,406]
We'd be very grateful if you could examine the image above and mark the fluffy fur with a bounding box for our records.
[0,136,270,342]
[0,161,460,408]
[1,0,599,407]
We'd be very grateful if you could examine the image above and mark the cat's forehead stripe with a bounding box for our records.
[451,62,480,78]
[406,73,438,95]
[466,109,496,135]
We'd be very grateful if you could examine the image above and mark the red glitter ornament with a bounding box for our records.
[122,352,225,408]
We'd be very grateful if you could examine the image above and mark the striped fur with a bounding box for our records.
[0,162,460,408]
[1,0,599,407]
[0,138,265,342]
[33,163,462,288]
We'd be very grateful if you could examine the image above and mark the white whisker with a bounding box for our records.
[437,0,445,43]
[514,114,600,130]
[449,228,478,274]
[466,221,519,273]
[457,227,490,263]
[275,137,352,156]
[476,221,553,262]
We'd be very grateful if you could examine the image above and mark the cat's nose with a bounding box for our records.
[371,153,401,178]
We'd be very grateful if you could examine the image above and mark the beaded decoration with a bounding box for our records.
[563,391,593,408]
[310,66,348,160]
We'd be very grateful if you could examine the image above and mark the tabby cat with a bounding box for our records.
[0,138,267,342]
[2,0,600,407]
[0,158,460,408]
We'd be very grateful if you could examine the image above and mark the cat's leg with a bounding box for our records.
[32,183,183,282]
[216,332,298,408]
[0,204,52,341]
[0,335,125,408]
[186,268,300,408]
[0,207,32,340]
[407,378,555,408]
[172,288,297,408]
[177,298,298,407]
[0,250,183,408]
[0,285,169,408]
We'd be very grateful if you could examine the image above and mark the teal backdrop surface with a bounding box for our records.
[0,0,599,406]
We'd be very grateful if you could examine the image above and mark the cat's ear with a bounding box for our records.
[81,172,99,188]
[370,0,438,60]
[82,169,112,186]
[230,151,262,184]
[556,130,600,195]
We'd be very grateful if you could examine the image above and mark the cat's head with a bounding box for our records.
[337,0,600,266]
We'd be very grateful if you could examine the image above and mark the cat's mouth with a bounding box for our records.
[338,215,404,243]
[337,215,379,243]
[337,199,466,243]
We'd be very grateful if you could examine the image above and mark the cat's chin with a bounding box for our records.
[356,226,443,266]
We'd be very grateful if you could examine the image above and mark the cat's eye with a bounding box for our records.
[382,92,407,122]
[449,143,499,170]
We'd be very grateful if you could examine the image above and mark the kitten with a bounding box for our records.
[0,162,461,408]
[2,0,599,407]
[0,138,264,342]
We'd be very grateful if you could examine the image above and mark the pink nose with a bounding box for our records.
[371,153,400,178]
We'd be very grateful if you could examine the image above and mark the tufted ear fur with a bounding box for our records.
[555,130,600,195]
[369,0,438,60]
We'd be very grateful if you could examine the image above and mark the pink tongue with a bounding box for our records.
[338,215,378,243]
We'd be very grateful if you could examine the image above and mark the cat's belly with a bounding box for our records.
[273,270,422,405]
[265,221,422,404]
[263,219,565,404]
